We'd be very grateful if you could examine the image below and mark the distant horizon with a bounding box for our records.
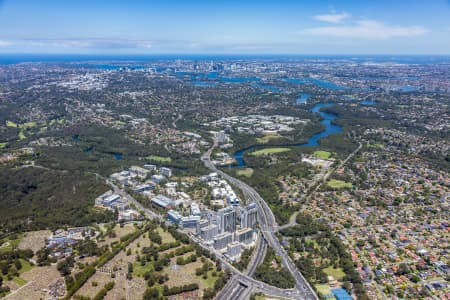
[3,53,450,56]
[1,0,449,55]
[1,53,450,65]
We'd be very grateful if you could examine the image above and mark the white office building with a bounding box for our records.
[219,207,237,233]
[200,224,219,241]
[226,241,242,259]
[190,202,201,216]
[159,167,172,177]
[180,215,201,229]
[240,202,258,230]
[213,232,233,250]
[236,227,254,245]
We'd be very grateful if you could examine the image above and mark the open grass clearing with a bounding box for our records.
[326,179,352,189]
[147,155,172,163]
[18,131,26,141]
[12,276,27,286]
[313,150,332,159]
[315,284,335,298]
[17,259,33,275]
[6,120,18,128]
[0,234,23,253]
[368,143,385,149]
[250,147,291,156]
[237,168,254,178]
[323,266,346,280]
[48,118,65,126]
[255,133,283,144]
[18,122,37,129]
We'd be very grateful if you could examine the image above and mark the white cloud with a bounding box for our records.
[303,20,428,39]
[44,38,154,49]
[314,12,349,23]
[0,40,12,47]
[0,38,156,49]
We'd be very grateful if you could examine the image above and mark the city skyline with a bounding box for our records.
[0,0,449,55]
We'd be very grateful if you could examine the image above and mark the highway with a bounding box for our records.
[246,233,267,277]
[106,178,299,299]
[104,138,318,299]
[215,232,267,300]
[201,140,318,300]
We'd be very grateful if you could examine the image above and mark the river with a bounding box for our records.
[233,103,342,167]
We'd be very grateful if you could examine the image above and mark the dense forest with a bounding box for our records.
[0,167,114,234]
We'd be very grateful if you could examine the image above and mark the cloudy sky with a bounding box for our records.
[0,0,449,54]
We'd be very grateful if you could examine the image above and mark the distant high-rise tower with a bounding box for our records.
[218,206,236,233]
[240,202,258,230]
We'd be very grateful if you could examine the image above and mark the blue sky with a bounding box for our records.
[0,0,449,54]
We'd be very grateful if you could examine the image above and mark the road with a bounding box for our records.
[246,233,267,277]
[3,281,34,299]
[201,139,318,300]
[103,135,318,299]
[106,177,298,299]
[215,233,267,300]
[277,141,363,232]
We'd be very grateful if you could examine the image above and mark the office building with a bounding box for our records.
[226,193,240,206]
[151,174,166,184]
[200,224,219,241]
[152,194,174,209]
[196,219,209,234]
[236,227,254,245]
[240,202,258,230]
[213,232,233,250]
[190,202,201,216]
[180,215,201,229]
[219,207,236,233]
[226,241,242,258]
[133,183,155,193]
[159,167,172,177]
[143,164,157,171]
[207,212,220,227]
[129,166,149,178]
[167,210,182,225]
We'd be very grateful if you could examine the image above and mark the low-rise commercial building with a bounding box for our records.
[180,215,201,229]
[151,194,174,209]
